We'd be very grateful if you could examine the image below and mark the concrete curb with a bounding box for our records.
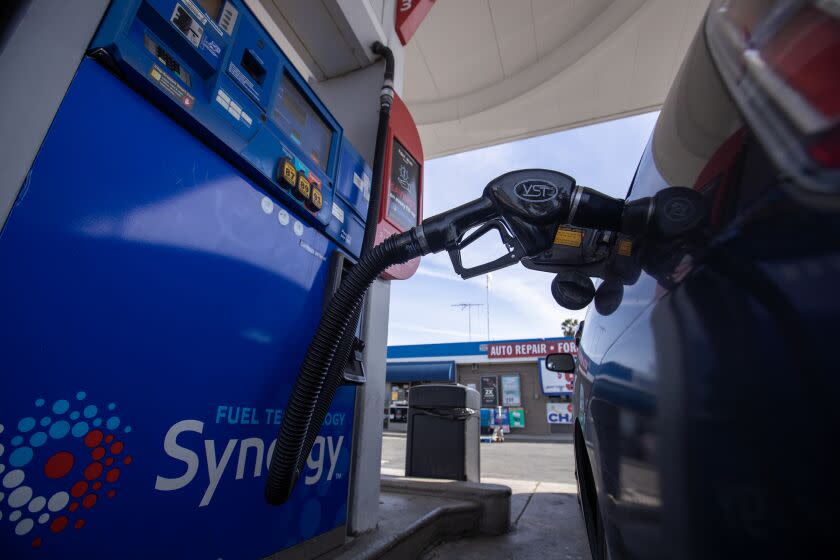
[371,501,478,560]
[321,477,512,560]
[324,498,479,560]
[381,476,512,536]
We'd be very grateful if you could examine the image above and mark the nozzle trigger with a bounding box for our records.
[447,219,525,279]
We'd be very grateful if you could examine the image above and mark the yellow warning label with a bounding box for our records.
[150,68,162,82]
[310,189,323,210]
[554,228,583,247]
[617,239,633,256]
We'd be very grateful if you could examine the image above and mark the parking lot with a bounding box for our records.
[381,433,576,485]
[381,433,588,560]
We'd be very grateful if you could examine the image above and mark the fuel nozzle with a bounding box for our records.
[414,169,705,279]
[620,187,706,239]
[416,169,578,278]
[566,185,706,240]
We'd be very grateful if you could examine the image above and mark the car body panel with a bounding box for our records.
[573,11,839,560]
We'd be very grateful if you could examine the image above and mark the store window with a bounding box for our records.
[388,383,410,423]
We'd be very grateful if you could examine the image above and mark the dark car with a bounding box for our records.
[550,2,839,559]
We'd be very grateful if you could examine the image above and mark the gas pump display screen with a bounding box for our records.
[387,140,420,230]
[271,74,332,172]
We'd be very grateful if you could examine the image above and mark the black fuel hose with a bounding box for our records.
[265,230,423,505]
[291,298,362,482]
[265,198,495,505]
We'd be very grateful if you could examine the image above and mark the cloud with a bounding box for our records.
[389,322,470,339]
[414,259,485,286]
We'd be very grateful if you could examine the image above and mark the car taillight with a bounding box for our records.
[706,0,840,199]
[763,6,840,118]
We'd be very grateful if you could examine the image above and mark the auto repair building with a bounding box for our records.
[386,337,578,436]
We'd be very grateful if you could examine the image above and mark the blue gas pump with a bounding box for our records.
[0,1,374,557]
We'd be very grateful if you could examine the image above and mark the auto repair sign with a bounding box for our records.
[487,339,576,359]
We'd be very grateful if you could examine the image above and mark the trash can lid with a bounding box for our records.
[408,383,480,409]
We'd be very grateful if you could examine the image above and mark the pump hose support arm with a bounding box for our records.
[363,41,395,251]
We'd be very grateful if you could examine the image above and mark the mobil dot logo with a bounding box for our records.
[0,391,133,550]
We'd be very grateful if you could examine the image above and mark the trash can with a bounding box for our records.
[406,383,480,481]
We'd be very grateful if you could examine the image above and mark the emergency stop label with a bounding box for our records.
[149,64,195,110]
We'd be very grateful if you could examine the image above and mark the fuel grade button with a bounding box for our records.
[277,158,297,188]
[294,175,311,201]
[308,187,323,212]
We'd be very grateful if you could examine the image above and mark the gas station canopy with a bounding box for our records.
[253,0,709,159]
[403,0,709,158]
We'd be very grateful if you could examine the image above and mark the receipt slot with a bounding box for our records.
[374,93,424,280]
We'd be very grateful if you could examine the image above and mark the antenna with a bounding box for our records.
[451,303,483,341]
[485,273,492,342]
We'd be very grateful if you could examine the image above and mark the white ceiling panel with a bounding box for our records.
[488,0,537,77]
[404,0,710,158]
[413,0,504,99]
[589,19,638,117]
[532,0,612,58]
[403,42,440,102]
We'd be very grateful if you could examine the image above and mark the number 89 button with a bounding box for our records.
[295,175,311,200]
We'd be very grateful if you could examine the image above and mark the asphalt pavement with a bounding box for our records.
[381,433,576,484]
[380,433,590,559]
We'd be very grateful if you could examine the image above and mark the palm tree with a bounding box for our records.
[561,318,579,337]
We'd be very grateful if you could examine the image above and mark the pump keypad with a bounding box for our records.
[276,157,325,214]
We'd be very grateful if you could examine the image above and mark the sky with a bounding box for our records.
[387,111,659,346]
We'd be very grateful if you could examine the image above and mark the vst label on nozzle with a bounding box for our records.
[514,180,558,202]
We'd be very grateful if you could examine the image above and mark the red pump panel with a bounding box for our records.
[375,93,423,280]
